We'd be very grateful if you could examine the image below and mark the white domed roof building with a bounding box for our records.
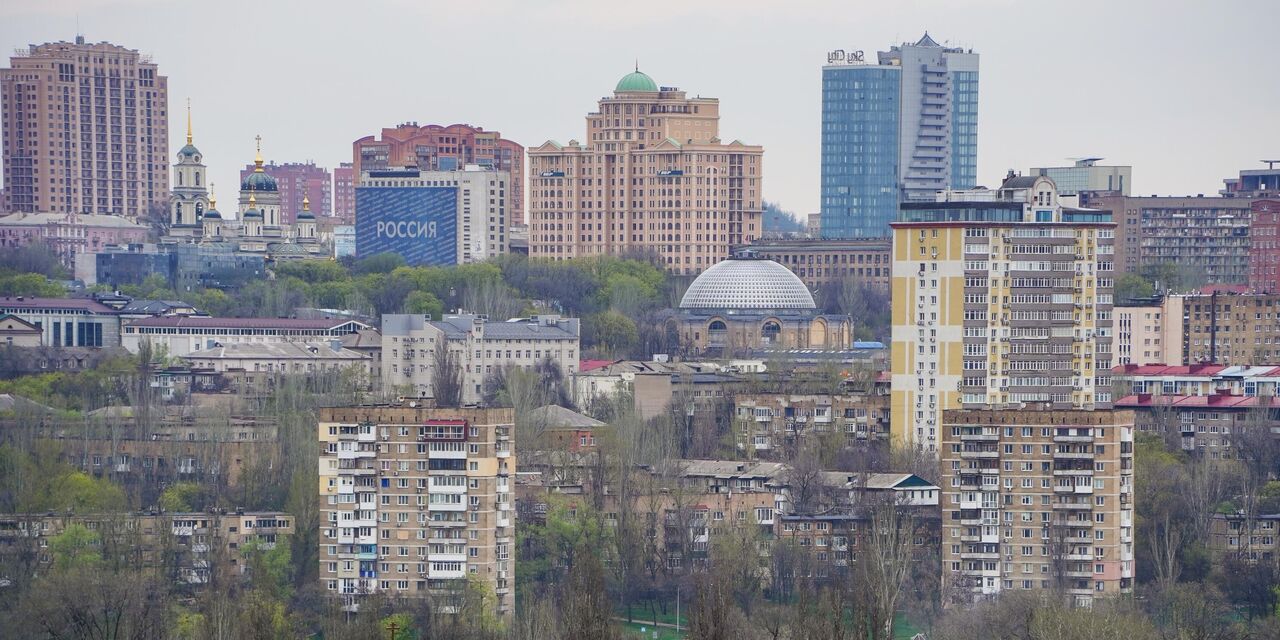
[677,252,852,355]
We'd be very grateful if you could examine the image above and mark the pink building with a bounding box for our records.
[0,211,148,267]
[333,162,355,224]
[353,123,524,227]
[238,161,332,224]
[1249,200,1280,293]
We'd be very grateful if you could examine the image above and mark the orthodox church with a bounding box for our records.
[162,104,323,259]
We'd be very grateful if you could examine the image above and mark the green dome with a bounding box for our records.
[242,208,262,220]
[615,70,657,93]
[177,144,201,159]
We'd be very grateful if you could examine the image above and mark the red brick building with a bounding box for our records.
[238,161,332,225]
[352,123,524,227]
[332,162,355,224]
[1249,200,1280,293]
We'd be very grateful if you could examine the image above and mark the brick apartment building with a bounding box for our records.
[939,408,1135,606]
[317,405,514,619]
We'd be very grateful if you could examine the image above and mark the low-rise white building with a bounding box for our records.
[382,314,579,405]
[181,341,372,379]
[122,316,370,357]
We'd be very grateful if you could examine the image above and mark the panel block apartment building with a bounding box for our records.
[939,408,1135,606]
[317,406,514,619]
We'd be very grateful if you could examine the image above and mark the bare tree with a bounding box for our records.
[432,341,463,407]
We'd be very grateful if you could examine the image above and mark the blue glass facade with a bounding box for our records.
[820,66,900,239]
[950,70,979,190]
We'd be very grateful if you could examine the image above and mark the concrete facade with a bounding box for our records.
[1081,193,1253,283]
[381,314,579,405]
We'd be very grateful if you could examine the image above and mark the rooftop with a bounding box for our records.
[0,212,146,229]
[527,405,606,430]
[126,316,370,331]
[0,296,118,314]
[183,341,368,361]
[679,256,816,311]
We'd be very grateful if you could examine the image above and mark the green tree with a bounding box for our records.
[404,289,444,319]
[49,523,104,572]
[355,252,406,275]
[0,271,66,297]
[1115,272,1155,303]
[159,482,204,512]
[44,471,127,512]
[584,310,639,357]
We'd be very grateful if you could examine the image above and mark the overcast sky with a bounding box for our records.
[3,0,1278,218]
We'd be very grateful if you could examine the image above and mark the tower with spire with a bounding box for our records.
[238,135,284,235]
[167,99,209,240]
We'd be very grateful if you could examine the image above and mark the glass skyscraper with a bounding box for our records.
[820,65,900,239]
[820,35,979,238]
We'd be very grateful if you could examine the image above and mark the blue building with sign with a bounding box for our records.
[820,34,979,239]
[355,185,458,266]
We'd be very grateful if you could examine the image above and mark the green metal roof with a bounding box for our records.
[615,70,657,93]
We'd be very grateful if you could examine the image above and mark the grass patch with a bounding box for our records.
[619,621,684,640]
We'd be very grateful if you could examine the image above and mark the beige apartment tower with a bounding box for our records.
[1,37,168,217]
[528,69,763,275]
[939,408,1135,606]
[890,175,1115,451]
[317,406,515,620]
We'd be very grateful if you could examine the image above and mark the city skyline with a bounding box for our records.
[1,0,1278,221]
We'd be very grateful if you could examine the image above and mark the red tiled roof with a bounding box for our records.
[0,296,117,314]
[579,359,618,373]
[1198,284,1249,295]
[126,316,368,330]
[1115,393,1274,409]
[1111,364,1227,376]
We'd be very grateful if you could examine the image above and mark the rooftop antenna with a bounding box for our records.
[1264,160,1280,170]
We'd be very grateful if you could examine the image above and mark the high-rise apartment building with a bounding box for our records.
[333,162,355,223]
[239,161,331,224]
[353,123,524,227]
[820,35,978,238]
[1080,193,1253,283]
[317,405,514,619]
[527,69,764,275]
[939,408,1135,606]
[1,37,168,218]
[890,175,1115,451]
[1030,158,1131,197]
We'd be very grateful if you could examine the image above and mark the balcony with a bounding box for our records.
[1053,452,1095,460]
[1053,469,1093,477]
[1060,519,1093,528]
[960,450,999,459]
[960,433,999,442]
[1064,570,1093,579]
[1053,435,1093,444]
[1052,502,1092,510]
[960,551,999,560]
